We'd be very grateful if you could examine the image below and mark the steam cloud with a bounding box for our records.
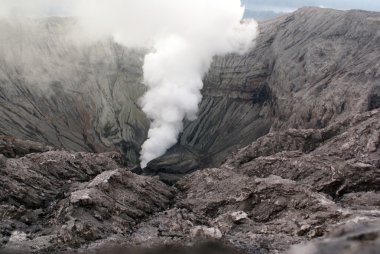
[75,0,257,167]
[139,8,257,167]
[0,0,258,168]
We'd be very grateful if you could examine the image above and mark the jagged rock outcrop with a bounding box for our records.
[0,116,379,253]
[0,135,54,158]
[130,109,380,254]
[0,145,174,253]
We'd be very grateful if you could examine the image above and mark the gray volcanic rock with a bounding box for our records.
[1,8,379,173]
[130,109,380,254]
[0,17,148,164]
[146,7,380,180]
[1,111,379,253]
[288,221,380,254]
[0,147,174,253]
[0,135,54,158]
[0,6,379,254]
[227,109,380,197]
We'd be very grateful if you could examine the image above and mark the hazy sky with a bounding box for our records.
[242,0,380,13]
[1,0,379,17]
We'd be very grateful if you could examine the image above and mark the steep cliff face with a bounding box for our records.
[148,8,380,180]
[0,17,148,164]
[0,8,379,172]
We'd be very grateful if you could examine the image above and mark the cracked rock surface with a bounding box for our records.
[2,111,377,253]
[0,145,174,253]
[131,110,380,253]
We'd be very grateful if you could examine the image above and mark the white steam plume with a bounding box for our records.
[0,0,258,168]
[139,1,257,168]
[75,0,258,168]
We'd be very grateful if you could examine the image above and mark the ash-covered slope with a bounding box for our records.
[0,17,148,164]
[147,7,380,180]
[0,8,379,172]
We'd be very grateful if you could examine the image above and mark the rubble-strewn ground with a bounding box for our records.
[0,109,379,253]
[132,109,380,254]
[0,136,174,253]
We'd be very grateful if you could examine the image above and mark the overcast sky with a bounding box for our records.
[1,0,379,17]
[242,0,380,12]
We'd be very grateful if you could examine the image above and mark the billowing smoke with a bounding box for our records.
[138,1,257,167]
[0,0,258,168]
[74,0,257,167]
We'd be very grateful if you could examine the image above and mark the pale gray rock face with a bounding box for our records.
[1,8,379,172]
[147,8,380,181]
[0,17,148,164]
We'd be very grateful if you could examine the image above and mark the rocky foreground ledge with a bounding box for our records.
[0,109,379,253]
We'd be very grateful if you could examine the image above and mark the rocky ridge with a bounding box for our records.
[0,139,174,253]
[0,8,379,174]
[131,109,380,253]
[146,7,380,181]
[0,108,378,253]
